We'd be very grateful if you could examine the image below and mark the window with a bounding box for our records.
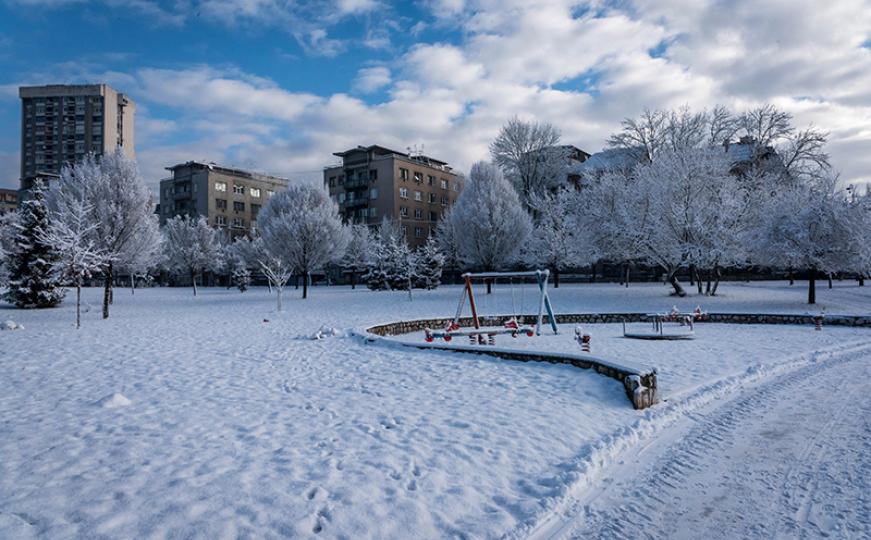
[399,187,408,199]
[453,182,460,192]
[370,187,379,200]
[430,211,438,221]
[250,187,261,198]
[399,168,409,180]
[401,225,408,237]
[215,198,227,210]
[400,206,408,217]
[215,181,227,192]
[414,208,422,219]
[232,217,245,228]
[329,176,336,187]
[414,191,422,201]
[233,184,245,195]
[339,192,346,203]
[266,190,274,198]
[428,175,435,186]
[429,192,437,203]
[369,208,378,218]
[413,171,423,183]
[369,169,378,180]
[251,204,261,217]
[440,179,448,189]
[234,201,245,212]
[441,194,449,206]
[414,227,424,238]
[215,215,227,226]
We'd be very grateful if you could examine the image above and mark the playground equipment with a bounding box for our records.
[424,270,558,345]
[575,326,591,353]
[622,306,707,340]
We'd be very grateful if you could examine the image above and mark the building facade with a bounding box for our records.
[324,145,462,248]
[19,84,135,190]
[158,161,288,238]
[0,188,18,215]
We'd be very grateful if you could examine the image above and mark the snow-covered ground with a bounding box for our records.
[1,280,869,538]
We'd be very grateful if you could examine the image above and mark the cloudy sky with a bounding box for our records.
[0,0,869,191]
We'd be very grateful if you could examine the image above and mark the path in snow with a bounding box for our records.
[533,342,871,540]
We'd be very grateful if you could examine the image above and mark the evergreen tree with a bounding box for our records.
[386,237,418,291]
[417,235,445,289]
[364,235,391,291]
[2,184,65,308]
[232,265,251,292]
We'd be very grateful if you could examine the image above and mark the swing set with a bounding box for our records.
[424,269,558,345]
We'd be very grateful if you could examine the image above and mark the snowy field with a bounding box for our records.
[1,280,870,539]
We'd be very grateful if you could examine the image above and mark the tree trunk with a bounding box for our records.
[589,263,596,283]
[808,268,817,304]
[295,275,299,290]
[553,268,560,288]
[711,266,722,296]
[192,269,198,296]
[350,270,356,290]
[624,264,630,288]
[130,274,135,295]
[303,271,309,299]
[860,275,865,287]
[276,285,283,311]
[102,263,113,319]
[695,267,703,294]
[828,275,833,289]
[486,278,492,295]
[76,282,82,329]
[667,270,686,297]
[689,265,695,287]
[788,269,794,286]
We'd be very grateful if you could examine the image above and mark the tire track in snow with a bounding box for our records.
[554,341,871,539]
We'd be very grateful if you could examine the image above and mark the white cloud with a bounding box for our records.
[353,66,392,93]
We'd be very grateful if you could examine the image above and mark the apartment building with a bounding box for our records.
[158,161,288,238]
[19,84,135,190]
[0,188,18,215]
[324,145,462,248]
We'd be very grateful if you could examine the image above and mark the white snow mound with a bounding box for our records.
[2,320,23,331]
[94,392,132,409]
[311,324,341,340]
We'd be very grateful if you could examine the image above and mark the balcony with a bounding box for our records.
[342,176,369,189]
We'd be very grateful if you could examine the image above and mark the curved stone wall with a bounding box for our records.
[360,312,871,411]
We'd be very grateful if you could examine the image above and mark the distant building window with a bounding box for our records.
[414,226,424,238]
[266,190,274,198]
[232,217,245,228]
[251,204,261,216]
[399,187,408,199]
[413,171,423,183]
[414,208,422,219]
[370,187,379,200]
[339,192,346,203]
[369,169,378,180]
[399,168,409,181]
[216,198,227,210]
[233,184,244,195]
[430,211,438,221]
[250,187,261,198]
[400,206,408,217]
[440,179,448,190]
[369,208,378,218]
[452,182,460,192]
[215,215,227,226]
[234,201,245,212]
[441,194,449,205]
[427,175,435,185]
[429,192,437,203]
[329,176,336,187]
[215,181,227,192]
[414,190,422,201]
[401,225,408,237]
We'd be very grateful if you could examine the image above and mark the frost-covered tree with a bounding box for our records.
[55,150,156,318]
[445,161,532,293]
[416,235,444,290]
[748,174,855,304]
[490,117,569,208]
[435,205,461,269]
[258,184,347,299]
[342,222,372,289]
[230,235,293,309]
[118,214,161,295]
[0,211,16,284]
[39,195,107,328]
[527,188,596,287]
[385,235,419,294]
[231,265,251,292]
[2,183,65,308]
[163,215,223,296]
[364,235,391,291]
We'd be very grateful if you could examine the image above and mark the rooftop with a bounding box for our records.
[165,161,289,185]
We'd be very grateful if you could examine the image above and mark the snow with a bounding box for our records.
[0,280,869,538]
[94,392,132,409]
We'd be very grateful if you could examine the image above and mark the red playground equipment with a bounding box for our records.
[424,270,558,345]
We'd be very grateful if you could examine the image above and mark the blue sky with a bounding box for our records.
[1,0,870,191]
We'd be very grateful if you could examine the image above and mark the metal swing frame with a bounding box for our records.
[425,269,559,343]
